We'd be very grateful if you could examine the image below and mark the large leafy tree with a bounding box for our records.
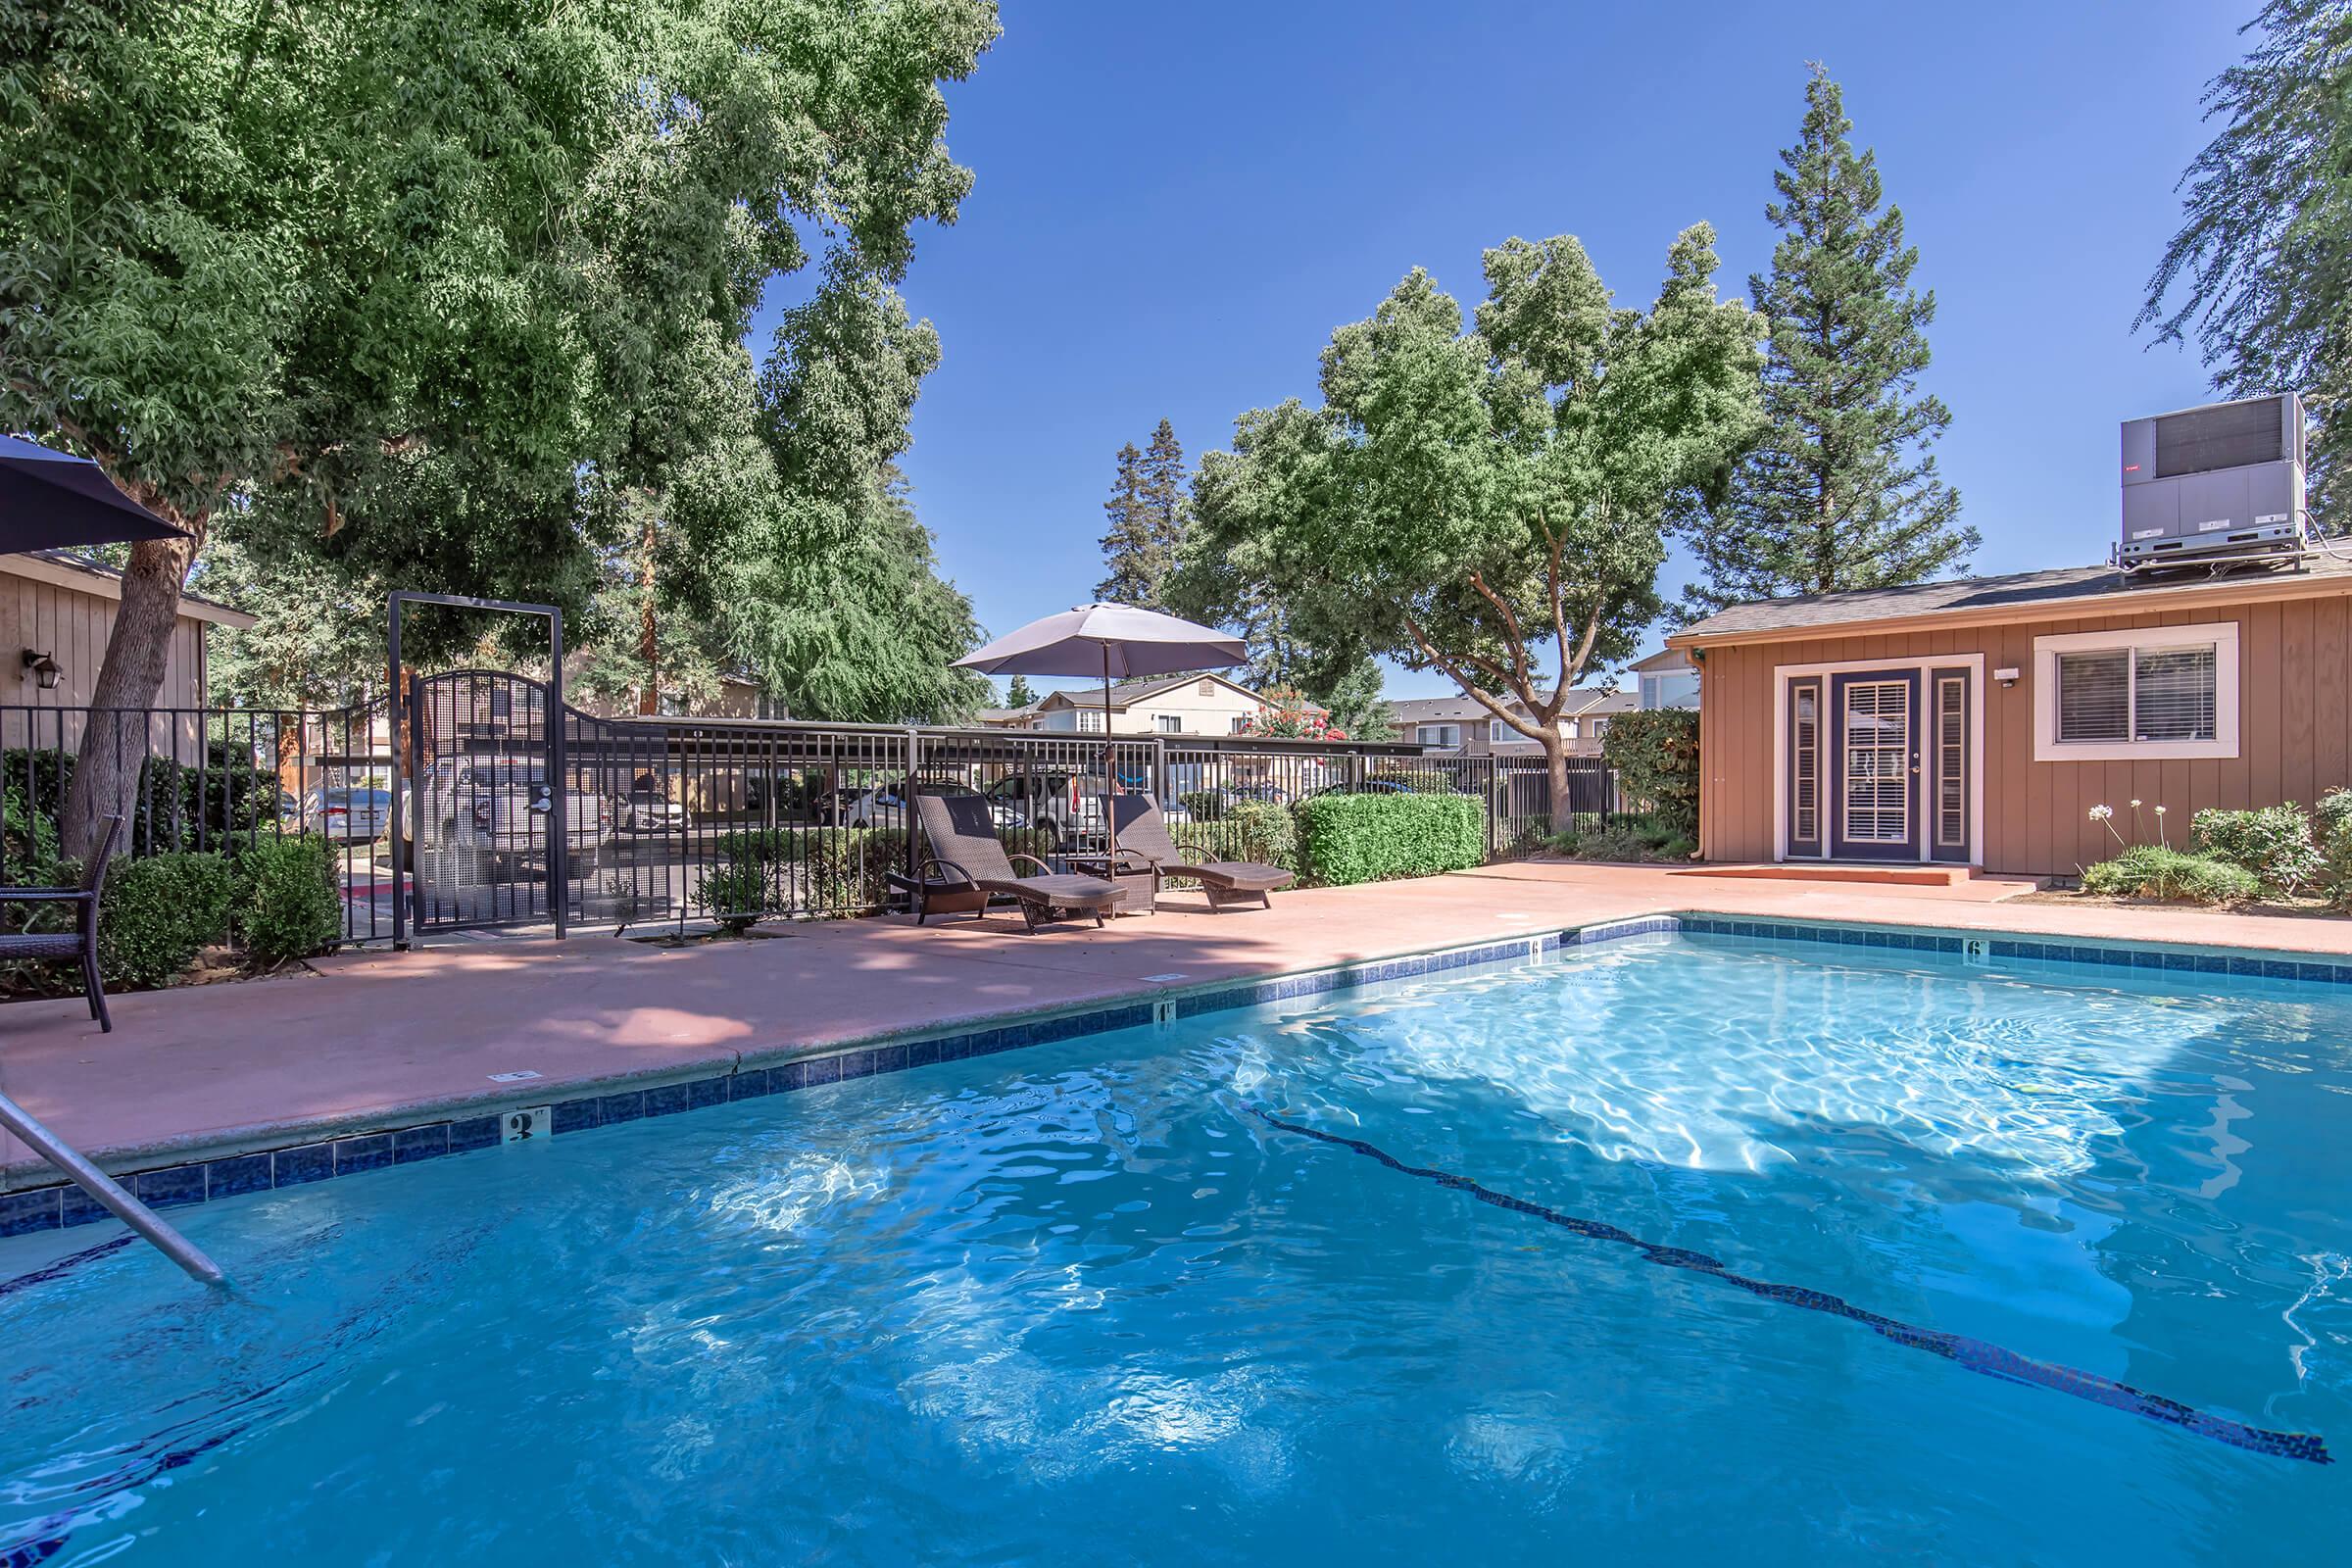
[2139,0,2352,528]
[1181,225,1759,828]
[1095,419,1189,607]
[719,274,989,724]
[1,0,998,856]
[1679,66,1972,616]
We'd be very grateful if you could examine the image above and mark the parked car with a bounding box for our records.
[284,786,393,841]
[979,770,1112,846]
[618,777,687,834]
[416,759,615,877]
[839,776,1025,834]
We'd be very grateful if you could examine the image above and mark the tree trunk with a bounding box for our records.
[636,513,660,715]
[63,523,207,862]
[1544,731,1574,837]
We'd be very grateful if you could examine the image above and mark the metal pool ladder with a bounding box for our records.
[0,1091,225,1287]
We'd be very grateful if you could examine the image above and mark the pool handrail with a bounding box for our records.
[0,1090,225,1287]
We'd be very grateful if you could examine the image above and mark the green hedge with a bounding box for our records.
[100,850,237,988]
[1294,793,1485,886]
[1599,710,1698,837]
[234,836,345,965]
[2,743,279,856]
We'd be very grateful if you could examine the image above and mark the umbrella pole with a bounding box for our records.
[1102,646,1117,886]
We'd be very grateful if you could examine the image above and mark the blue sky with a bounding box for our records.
[757,1,2256,700]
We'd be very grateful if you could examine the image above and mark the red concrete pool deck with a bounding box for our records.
[6,858,2352,1184]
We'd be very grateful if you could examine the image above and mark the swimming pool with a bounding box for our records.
[3,928,2347,1563]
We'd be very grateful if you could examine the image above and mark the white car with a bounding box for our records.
[417,760,615,875]
[840,777,1025,833]
[286,786,392,842]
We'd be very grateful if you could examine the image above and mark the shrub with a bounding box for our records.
[233,836,344,965]
[0,743,279,856]
[2320,788,2352,911]
[2081,846,2260,905]
[1294,792,1485,886]
[1600,710,1699,837]
[700,824,1061,921]
[1178,789,1226,823]
[696,858,774,932]
[100,850,236,988]
[1565,812,1692,863]
[2188,804,2323,895]
[1170,799,1298,872]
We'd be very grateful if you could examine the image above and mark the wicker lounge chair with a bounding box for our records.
[0,815,123,1030]
[912,794,1119,932]
[1107,794,1295,910]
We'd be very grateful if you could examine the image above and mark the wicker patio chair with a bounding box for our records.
[912,794,1119,932]
[0,815,123,1031]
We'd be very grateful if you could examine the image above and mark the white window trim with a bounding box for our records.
[2032,622,2238,761]
[1770,654,1984,865]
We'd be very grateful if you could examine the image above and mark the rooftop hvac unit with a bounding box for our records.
[2118,392,2308,572]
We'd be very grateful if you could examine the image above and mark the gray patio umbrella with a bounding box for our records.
[955,603,1249,871]
[0,434,189,551]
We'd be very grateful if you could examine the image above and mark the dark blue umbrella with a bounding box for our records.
[0,434,189,551]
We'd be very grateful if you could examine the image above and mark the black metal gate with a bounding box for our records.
[396,669,584,938]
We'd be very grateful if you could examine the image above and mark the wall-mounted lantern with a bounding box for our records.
[21,650,62,690]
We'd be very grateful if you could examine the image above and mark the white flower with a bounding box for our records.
[2130,799,2143,808]
[2153,805,2168,815]
[2088,805,2115,821]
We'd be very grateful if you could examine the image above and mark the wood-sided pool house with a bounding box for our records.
[1665,554,2352,880]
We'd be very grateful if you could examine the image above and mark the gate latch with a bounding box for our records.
[527,783,556,814]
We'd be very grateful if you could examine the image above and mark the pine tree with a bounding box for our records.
[1681,65,1975,616]
[1095,420,1189,606]
[1004,674,1035,706]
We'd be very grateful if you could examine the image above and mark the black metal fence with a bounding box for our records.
[0,680,1617,948]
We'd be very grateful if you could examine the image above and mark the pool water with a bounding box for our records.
[4,932,2350,1564]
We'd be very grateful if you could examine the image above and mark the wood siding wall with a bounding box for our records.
[1695,591,2352,878]
[0,573,206,751]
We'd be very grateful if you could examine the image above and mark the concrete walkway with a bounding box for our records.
[6,859,2352,1183]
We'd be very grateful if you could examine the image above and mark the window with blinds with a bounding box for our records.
[2055,644,2216,746]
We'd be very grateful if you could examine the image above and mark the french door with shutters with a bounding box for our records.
[1828,670,1921,860]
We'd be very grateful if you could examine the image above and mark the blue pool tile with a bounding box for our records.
[2262,959,2300,980]
[334,1134,392,1176]
[728,1068,771,1101]
[552,1099,600,1135]
[2191,954,2230,974]
[907,1039,941,1070]
[838,1049,876,1081]
[803,1056,841,1086]
[2132,949,2166,969]
[0,1187,62,1237]
[205,1152,274,1199]
[643,1083,691,1119]
[2162,951,2197,970]
[2298,962,2339,985]
[449,1116,503,1153]
[687,1076,728,1110]
[596,1091,645,1125]
[871,1044,910,1077]
[2229,956,2267,978]
[134,1165,206,1210]
[393,1125,449,1165]
[60,1184,111,1228]
[273,1143,334,1187]
[1988,939,2020,957]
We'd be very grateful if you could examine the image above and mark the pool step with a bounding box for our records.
[1670,862,2014,889]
